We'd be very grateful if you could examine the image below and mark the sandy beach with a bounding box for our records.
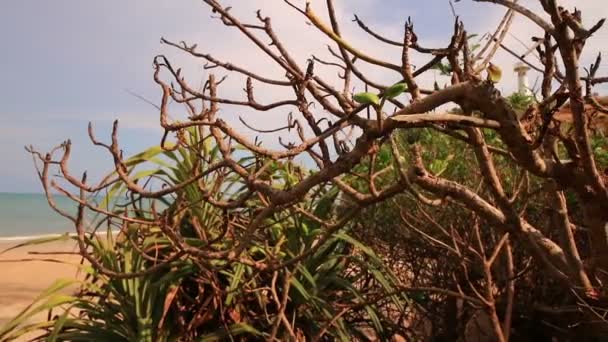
[0,239,82,328]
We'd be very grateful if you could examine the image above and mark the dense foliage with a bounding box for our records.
[2,0,608,341]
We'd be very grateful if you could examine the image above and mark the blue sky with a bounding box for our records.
[1,0,606,193]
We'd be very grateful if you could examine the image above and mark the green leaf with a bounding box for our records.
[353,92,380,105]
[225,264,246,306]
[198,323,262,341]
[0,233,72,255]
[384,83,407,99]
[123,145,172,168]
[487,63,502,83]
[290,277,312,301]
[0,281,78,341]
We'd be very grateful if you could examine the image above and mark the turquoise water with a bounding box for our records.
[0,193,77,239]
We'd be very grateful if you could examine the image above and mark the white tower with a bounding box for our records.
[514,62,531,95]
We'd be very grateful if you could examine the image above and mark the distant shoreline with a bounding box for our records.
[0,232,73,242]
[0,230,120,242]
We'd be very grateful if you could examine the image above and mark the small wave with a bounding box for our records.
[0,232,73,242]
[0,231,119,242]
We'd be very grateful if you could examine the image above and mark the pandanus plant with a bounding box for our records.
[1,126,410,341]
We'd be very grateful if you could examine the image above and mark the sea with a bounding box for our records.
[0,193,79,241]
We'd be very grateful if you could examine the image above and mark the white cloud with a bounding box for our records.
[2,0,607,192]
